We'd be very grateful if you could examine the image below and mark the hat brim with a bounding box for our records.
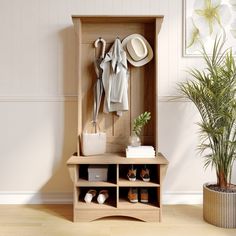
[121,34,153,67]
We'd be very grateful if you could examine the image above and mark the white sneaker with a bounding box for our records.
[97,190,109,204]
[84,189,97,203]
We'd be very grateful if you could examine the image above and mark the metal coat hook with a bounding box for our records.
[94,37,106,58]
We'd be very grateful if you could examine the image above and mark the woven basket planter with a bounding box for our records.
[203,183,236,228]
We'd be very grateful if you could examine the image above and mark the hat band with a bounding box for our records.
[126,46,148,62]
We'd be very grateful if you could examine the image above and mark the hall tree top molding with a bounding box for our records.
[71,15,164,155]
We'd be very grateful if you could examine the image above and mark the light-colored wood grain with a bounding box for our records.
[116,164,120,207]
[118,198,159,210]
[82,23,154,44]
[81,43,97,131]
[159,164,168,221]
[72,15,164,23]
[118,178,160,187]
[74,208,159,222]
[67,153,168,165]
[73,18,82,154]
[74,17,161,153]
[154,18,162,151]
[67,164,76,183]
[76,179,116,187]
[75,201,116,210]
[73,185,79,221]
[2,205,235,235]
[130,66,145,131]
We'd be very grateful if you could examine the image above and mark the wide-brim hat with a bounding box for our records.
[122,34,153,67]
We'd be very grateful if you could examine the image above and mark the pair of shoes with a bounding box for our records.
[84,189,109,204]
[127,165,150,182]
[128,188,148,203]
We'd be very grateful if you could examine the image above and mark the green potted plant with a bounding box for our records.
[129,111,151,147]
[179,37,236,228]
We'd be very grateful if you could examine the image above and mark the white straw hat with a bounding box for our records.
[122,34,153,67]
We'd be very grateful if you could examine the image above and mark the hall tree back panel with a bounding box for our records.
[73,16,161,154]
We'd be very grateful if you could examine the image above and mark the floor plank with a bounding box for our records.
[0,205,235,236]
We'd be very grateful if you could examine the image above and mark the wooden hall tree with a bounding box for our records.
[67,15,168,222]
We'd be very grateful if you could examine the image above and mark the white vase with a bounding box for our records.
[129,133,141,147]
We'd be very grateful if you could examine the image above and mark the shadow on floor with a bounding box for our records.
[29,204,73,222]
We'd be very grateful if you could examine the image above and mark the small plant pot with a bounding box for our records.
[203,183,236,228]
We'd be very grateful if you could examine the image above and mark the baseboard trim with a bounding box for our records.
[163,191,203,204]
[0,192,73,204]
[0,191,202,204]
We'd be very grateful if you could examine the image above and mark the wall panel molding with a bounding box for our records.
[0,95,189,103]
[0,96,77,102]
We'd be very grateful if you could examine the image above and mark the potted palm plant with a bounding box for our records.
[179,37,236,228]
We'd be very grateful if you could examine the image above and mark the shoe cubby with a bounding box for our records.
[118,187,159,209]
[77,164,117,186]
[118,164,159,186]
[76,187,117,209]
[67,15,169,222]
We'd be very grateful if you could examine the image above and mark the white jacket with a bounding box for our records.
[100,38,129,116]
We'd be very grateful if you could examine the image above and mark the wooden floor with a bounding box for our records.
[0,205,235,236]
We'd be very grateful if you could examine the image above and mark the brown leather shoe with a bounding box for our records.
[128,188,138,203]
[140,167,150,182]
[127,165,137,181]
[140,188,148,203]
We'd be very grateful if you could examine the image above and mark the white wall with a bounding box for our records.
[0,0,235,204]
